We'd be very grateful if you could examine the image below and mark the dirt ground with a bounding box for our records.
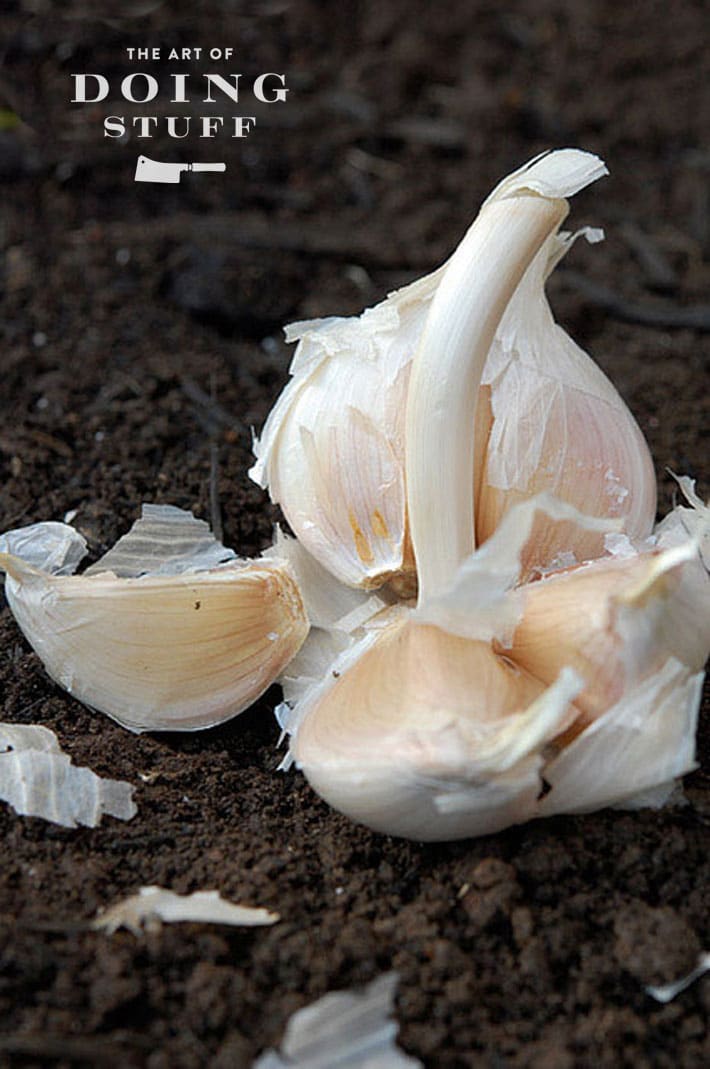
[0,1,708,1066]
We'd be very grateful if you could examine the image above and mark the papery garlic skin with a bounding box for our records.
[538,657,702,816]
[0,722,137,828]
[0,508,308,733]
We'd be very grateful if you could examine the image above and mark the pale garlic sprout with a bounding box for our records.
[251,150,655,596]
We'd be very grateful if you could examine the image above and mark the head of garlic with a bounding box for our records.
[251,149,656,597]
[276,150,708,841]
[0,505,308,733]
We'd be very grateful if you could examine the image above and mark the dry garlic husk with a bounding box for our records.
[0,505,308,732]
[0,722,137,828]
[251,149,655,595]
[280,151,707,841]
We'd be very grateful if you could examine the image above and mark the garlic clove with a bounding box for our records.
[0,507,308,733]
[539,658,702,816]
[475,227,657,580]
[250,272,441,593]
[510,532,710,720]
[291,612,583,841]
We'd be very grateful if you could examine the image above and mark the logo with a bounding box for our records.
[134,157,226,184]
[70,46,289,184]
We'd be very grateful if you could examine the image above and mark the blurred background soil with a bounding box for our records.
[0,1,708,1066]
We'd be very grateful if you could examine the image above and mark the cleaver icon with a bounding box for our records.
[134,156,226,183]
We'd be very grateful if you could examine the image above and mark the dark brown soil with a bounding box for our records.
[0,2,708,1066]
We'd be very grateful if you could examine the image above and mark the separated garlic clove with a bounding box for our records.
[0,506,308,733]
[253,149,655,596]
[291,613,583,840]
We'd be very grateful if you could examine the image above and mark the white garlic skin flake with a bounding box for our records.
[0,722,137,828]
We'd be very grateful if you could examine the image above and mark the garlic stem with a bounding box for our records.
[405,191,567,605]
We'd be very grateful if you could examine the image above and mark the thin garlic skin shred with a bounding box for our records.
[0,506,308,733]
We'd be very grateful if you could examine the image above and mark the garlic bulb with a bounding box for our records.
[281,151,708,841]
[252,149,655,595]
[0,506,308,733]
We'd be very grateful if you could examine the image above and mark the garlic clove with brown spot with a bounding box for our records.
[250,272,441,595]
[0,506,308,733]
